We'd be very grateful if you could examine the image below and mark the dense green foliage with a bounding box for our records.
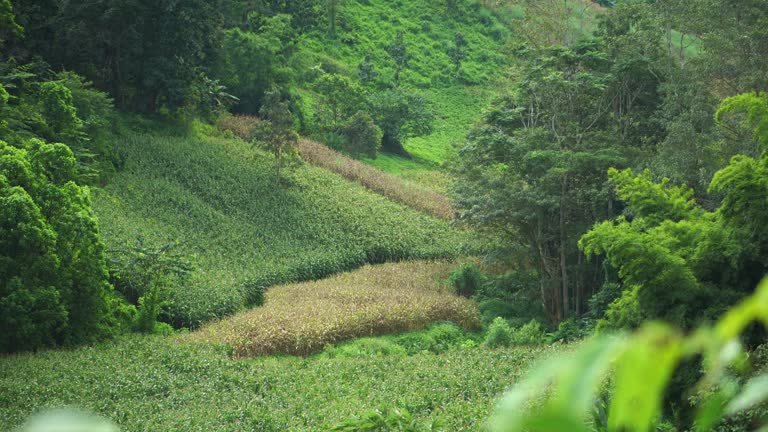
[580,93,768,330]
[3,0,768,430]
[0,140,120,352]
[492,277,768,432]
[0,334,563,431]
[453,0,768,329]
[92,126,465,328]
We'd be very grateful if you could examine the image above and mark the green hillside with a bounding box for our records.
[4,0,768,431]
[292,0,512,180]
[92,124,465,328]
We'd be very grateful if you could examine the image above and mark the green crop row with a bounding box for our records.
[0,334,564,431]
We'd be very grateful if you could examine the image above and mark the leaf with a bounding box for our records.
[726,374,768,415]
[608,322,683,432]
[492,336,625,432]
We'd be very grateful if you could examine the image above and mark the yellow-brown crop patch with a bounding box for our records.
[191,261,481,357]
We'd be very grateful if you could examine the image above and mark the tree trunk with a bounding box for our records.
[380,132,412,158]
[560,174,569,320]
[276,153,282,186]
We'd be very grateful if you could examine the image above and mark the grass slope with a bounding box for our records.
[294,0,512,178]
[92,127,466,328]
[192,261,481,357]
[0,335,563,431]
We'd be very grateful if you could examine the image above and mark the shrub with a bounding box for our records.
[338,111,382,158]
[511,319,545,345]
[548,318,591,343]
[323,337,407,359]
[395,321,469,354]
[447,262,484,298]
[485,317,513,348]
[108,240,193,333]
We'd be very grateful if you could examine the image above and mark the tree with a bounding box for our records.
[312,72,364,131]
[326,0,342,38]
[253,88,298,186]
[11,0,224,113]
[338,111,382,159]
[579,93,768,330]
[448,32,467,73]
[385,31,411,84]
[358,55,378,86]
[109,239,192,333]
[453,41,631,323]
[0,0,22,48]
[0,139,120,352]
[367,87,433,157]
[217,14,294,115]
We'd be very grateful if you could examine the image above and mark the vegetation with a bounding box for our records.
[192,261,481,357]
[0,335,562,431]
[298,139,454,220]
[219,116,454,219]
[3,0,768,430]
[491,277,768,432]
[93,128,464,329]
[0,140,122,352]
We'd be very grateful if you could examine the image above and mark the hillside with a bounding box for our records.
[291,0,514,185]
[92,124,467,328]
[4,0,768,431]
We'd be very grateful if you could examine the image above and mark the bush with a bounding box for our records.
[108,240,193,333]
[485,317,513,348]
[511,319,545,345]
[548,317,592,343]
[447,262,484,298]
[338,111,382,158]
[395,322,469,354]
[323,338,407,359]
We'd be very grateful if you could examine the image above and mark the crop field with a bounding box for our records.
[0,334,564,431]
[92,130,467,328]
[217,117,455,218]
[192,261,481,357]
[298,140,454,219]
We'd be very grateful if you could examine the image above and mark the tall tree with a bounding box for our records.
[11,0,224,113]
[311,71,364,131]
[453,41,634,322]
[448,32,468,74]
[385,31,411,84]
[0,139,119,352]
[254,88,298,186]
